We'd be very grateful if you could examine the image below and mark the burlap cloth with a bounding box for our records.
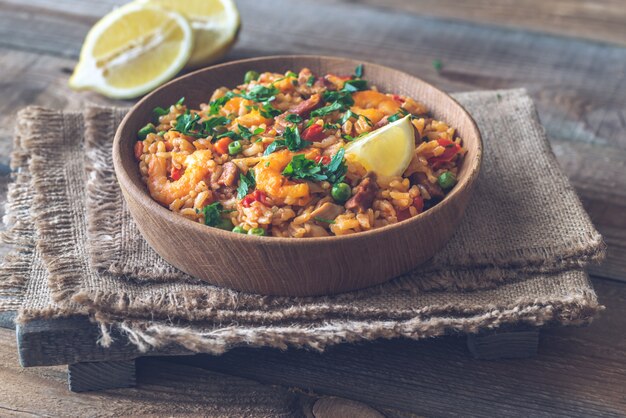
[0,89,605,354]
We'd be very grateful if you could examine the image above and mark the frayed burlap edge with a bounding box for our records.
[0,116,35,313]
[96,291,601,354]
[20,107,90,310]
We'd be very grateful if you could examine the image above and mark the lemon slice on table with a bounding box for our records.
[137,0,240,68]
[345,115,415,178]
[69,3,193,99]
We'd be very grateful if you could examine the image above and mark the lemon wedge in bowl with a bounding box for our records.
[137,0,240,69]
[345,115,415,179]
[69,3,193,99]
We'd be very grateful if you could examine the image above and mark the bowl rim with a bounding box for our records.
[113,54,482,246]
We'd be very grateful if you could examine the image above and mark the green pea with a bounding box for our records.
[137,123,156,140]
[228,140,242,155]
[331,182,351,203]
[244,70,260,84]
[437,171,457,189]
[232,226,246,234]
[216,218,234,231]
[248,227,266,236]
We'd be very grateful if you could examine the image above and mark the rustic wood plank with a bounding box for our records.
[0,326,312,416]
[16,316,191,367]
[467,330,540,360]
[68,360,136,392]
[313,397,386,418]
[165,278,626,417]
[0,311,16,329]
[331,0,626,47]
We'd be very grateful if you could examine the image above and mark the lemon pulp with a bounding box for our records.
[69,3,193,99]
[344,115,415,179]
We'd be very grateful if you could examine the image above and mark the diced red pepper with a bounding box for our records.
[392,94,405,103]
[134,141,144,160]
[428,138,461,169]
[413,195,424,213]
[314,155,331,165]
[170,166,183,181]
[242,190,268,208]
[396,208,411,221]
[302,124,326,142]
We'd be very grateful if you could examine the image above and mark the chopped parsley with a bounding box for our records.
[282,154,326,181]
[240,85,279,102]
[237,170,256,199]
[173,112,229,139]
[285,114,303,124]
[282,148,346,184]
[342,79,367,92]
[263,126,311,156]
[153,106,169,118]
[208,92,235,115]
[388,108,410,123]
[315,217,336,224]
[432,59,443,72]
[216,131,240,140]
[173,111,201,136]
[311,89,356,118]
[260,102,281,119]
[200,202,223,227]
[311,101,347,118]
[340,110,358,125]
[238,124,264,140]
[354,64,363,78]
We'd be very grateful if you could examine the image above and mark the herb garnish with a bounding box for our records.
[306,75,315,87]
[432,59,443,72]
[240,85,279,102]
[388,108,409,123]
[282,154,326,181]
[173,111,229,139]
[285,114,303,124]
[263,126,311,156]
[282,148,346,184]
[173,111,201,136]
[315,217,336,224]
[342,79,367,92]
[200,202,223,227]
[260,102,281,119]
[175,97,185,106]
[354,64,364,78]
[153,106,169,118]
[237,170,256,199]
[238,124,264,140]
[208,92,235,115]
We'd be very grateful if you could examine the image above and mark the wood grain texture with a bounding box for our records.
[0,0,624,282]
[68,360,136,392]
[173,278,626,417]
[330,0,626,47]
[467,330,539,360]
[115,56,482,296]
[16,317,191,367]
[313,397,386,418]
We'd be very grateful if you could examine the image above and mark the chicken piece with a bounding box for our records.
[218,162,240,187]
[345,173,378,212]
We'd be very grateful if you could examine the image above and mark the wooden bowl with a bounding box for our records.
[113,56,482,296]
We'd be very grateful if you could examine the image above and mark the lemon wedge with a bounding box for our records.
[137,0,240,69]
[69,3,193,99]
[345,115,415,178]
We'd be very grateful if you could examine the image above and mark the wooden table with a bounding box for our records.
[1,0,625,416]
